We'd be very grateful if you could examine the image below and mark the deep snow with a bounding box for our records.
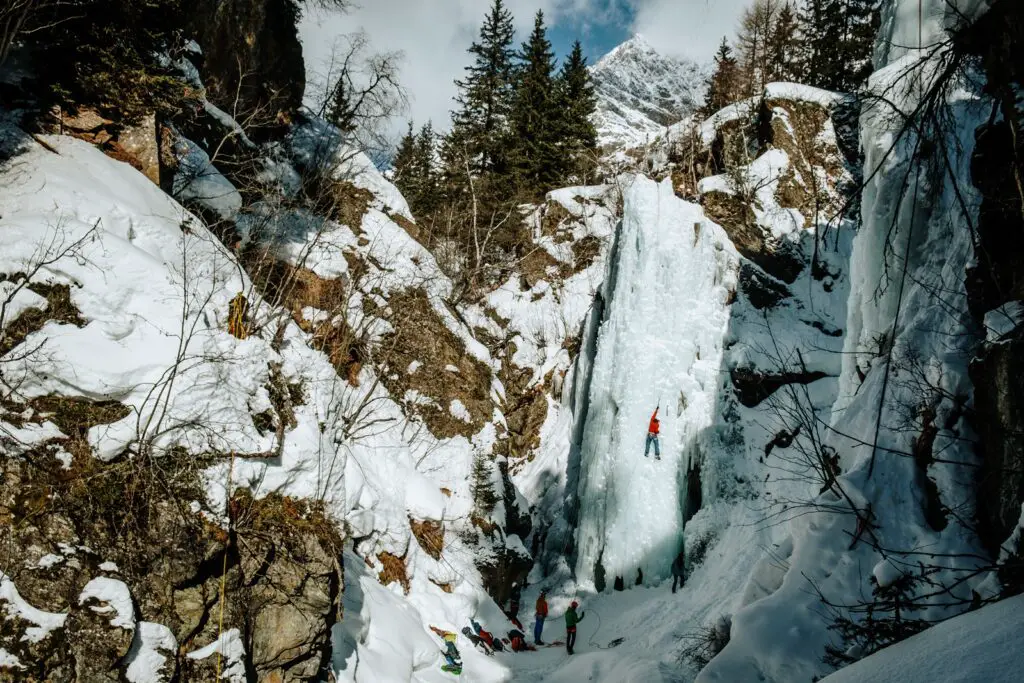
[819,594,1024,683]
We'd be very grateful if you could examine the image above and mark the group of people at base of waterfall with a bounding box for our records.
[428,584,590,674]
[503,582,585,654]
[427,406,675,674]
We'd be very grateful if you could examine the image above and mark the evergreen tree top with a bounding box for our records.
[562,40,588,75]
[714,37,735,64]
[518,10,556,78]
[459,0,515,85]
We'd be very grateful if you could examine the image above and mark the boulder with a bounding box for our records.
[66,578,137,682]
[116,113,161,185]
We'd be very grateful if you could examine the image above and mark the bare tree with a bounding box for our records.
[312,30,408,161]
[736,0,783,96]
[0,0,54,67]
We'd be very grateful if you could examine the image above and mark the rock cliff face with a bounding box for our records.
[962,0,1024,560]
[189,0,306,129]
[0,452,342,682]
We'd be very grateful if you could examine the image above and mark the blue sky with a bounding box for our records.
[548,1,634,64]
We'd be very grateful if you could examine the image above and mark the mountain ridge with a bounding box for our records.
[590,34,709,148]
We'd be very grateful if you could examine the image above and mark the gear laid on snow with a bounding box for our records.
[471,620,502,651]
[430,626,462,672]
[508,628,535,652]
[461,627,493,655]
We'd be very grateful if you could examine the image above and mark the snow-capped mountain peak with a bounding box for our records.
[590,35,709,148]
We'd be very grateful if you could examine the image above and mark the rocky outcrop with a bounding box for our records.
[378,288,496,440]
[0,449,342,682]
[67,579,136,683]
[189,0,306,130]
[675,84,858,284]
[963,0,1024,558]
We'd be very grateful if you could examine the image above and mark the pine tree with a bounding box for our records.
[556,40,599,178]
[844,0,878,89]
[737,0,783,96]
[797,0,876,92]
[413,122,438,215]
[701,38,740,117]
[508,10,561,192]
[824,568,935,667]
[769,2,803,82]
[393,121,439,219]
[451,0,516,175]
[393,121,418,192]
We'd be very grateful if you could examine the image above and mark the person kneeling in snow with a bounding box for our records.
[507,628,535,652]
[645,407,661,459]
[565,601,585,655]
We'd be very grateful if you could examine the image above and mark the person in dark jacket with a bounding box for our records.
[671,550,686,593]
[508,581,522,619]
[564,601,585,654]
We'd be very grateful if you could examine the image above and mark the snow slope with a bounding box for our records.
[591,35,707,149]
[820,594,1024,683]
[0,117,516,682]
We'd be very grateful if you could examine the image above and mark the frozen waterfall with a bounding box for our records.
[573,176,739,589]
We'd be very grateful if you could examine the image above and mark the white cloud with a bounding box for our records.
[629,0,749,63]
[298,1,598,138]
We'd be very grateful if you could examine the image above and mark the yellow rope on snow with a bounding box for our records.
[228,293,249,340]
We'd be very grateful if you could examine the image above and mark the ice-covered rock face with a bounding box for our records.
[590,35,708,149]
[573,176,738,589]
[696,1,997,681]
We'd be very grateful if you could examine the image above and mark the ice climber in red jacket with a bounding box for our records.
[645,407,661,459]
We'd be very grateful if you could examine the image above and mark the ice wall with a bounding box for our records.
[574,176,738,588]
[698,1,994,680]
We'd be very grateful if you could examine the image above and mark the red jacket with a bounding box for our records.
[536,595,548,617]
[648,408,660,435]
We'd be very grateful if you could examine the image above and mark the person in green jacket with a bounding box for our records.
[565,601,585,654]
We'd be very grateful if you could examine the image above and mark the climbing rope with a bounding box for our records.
[215,451,236,679]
